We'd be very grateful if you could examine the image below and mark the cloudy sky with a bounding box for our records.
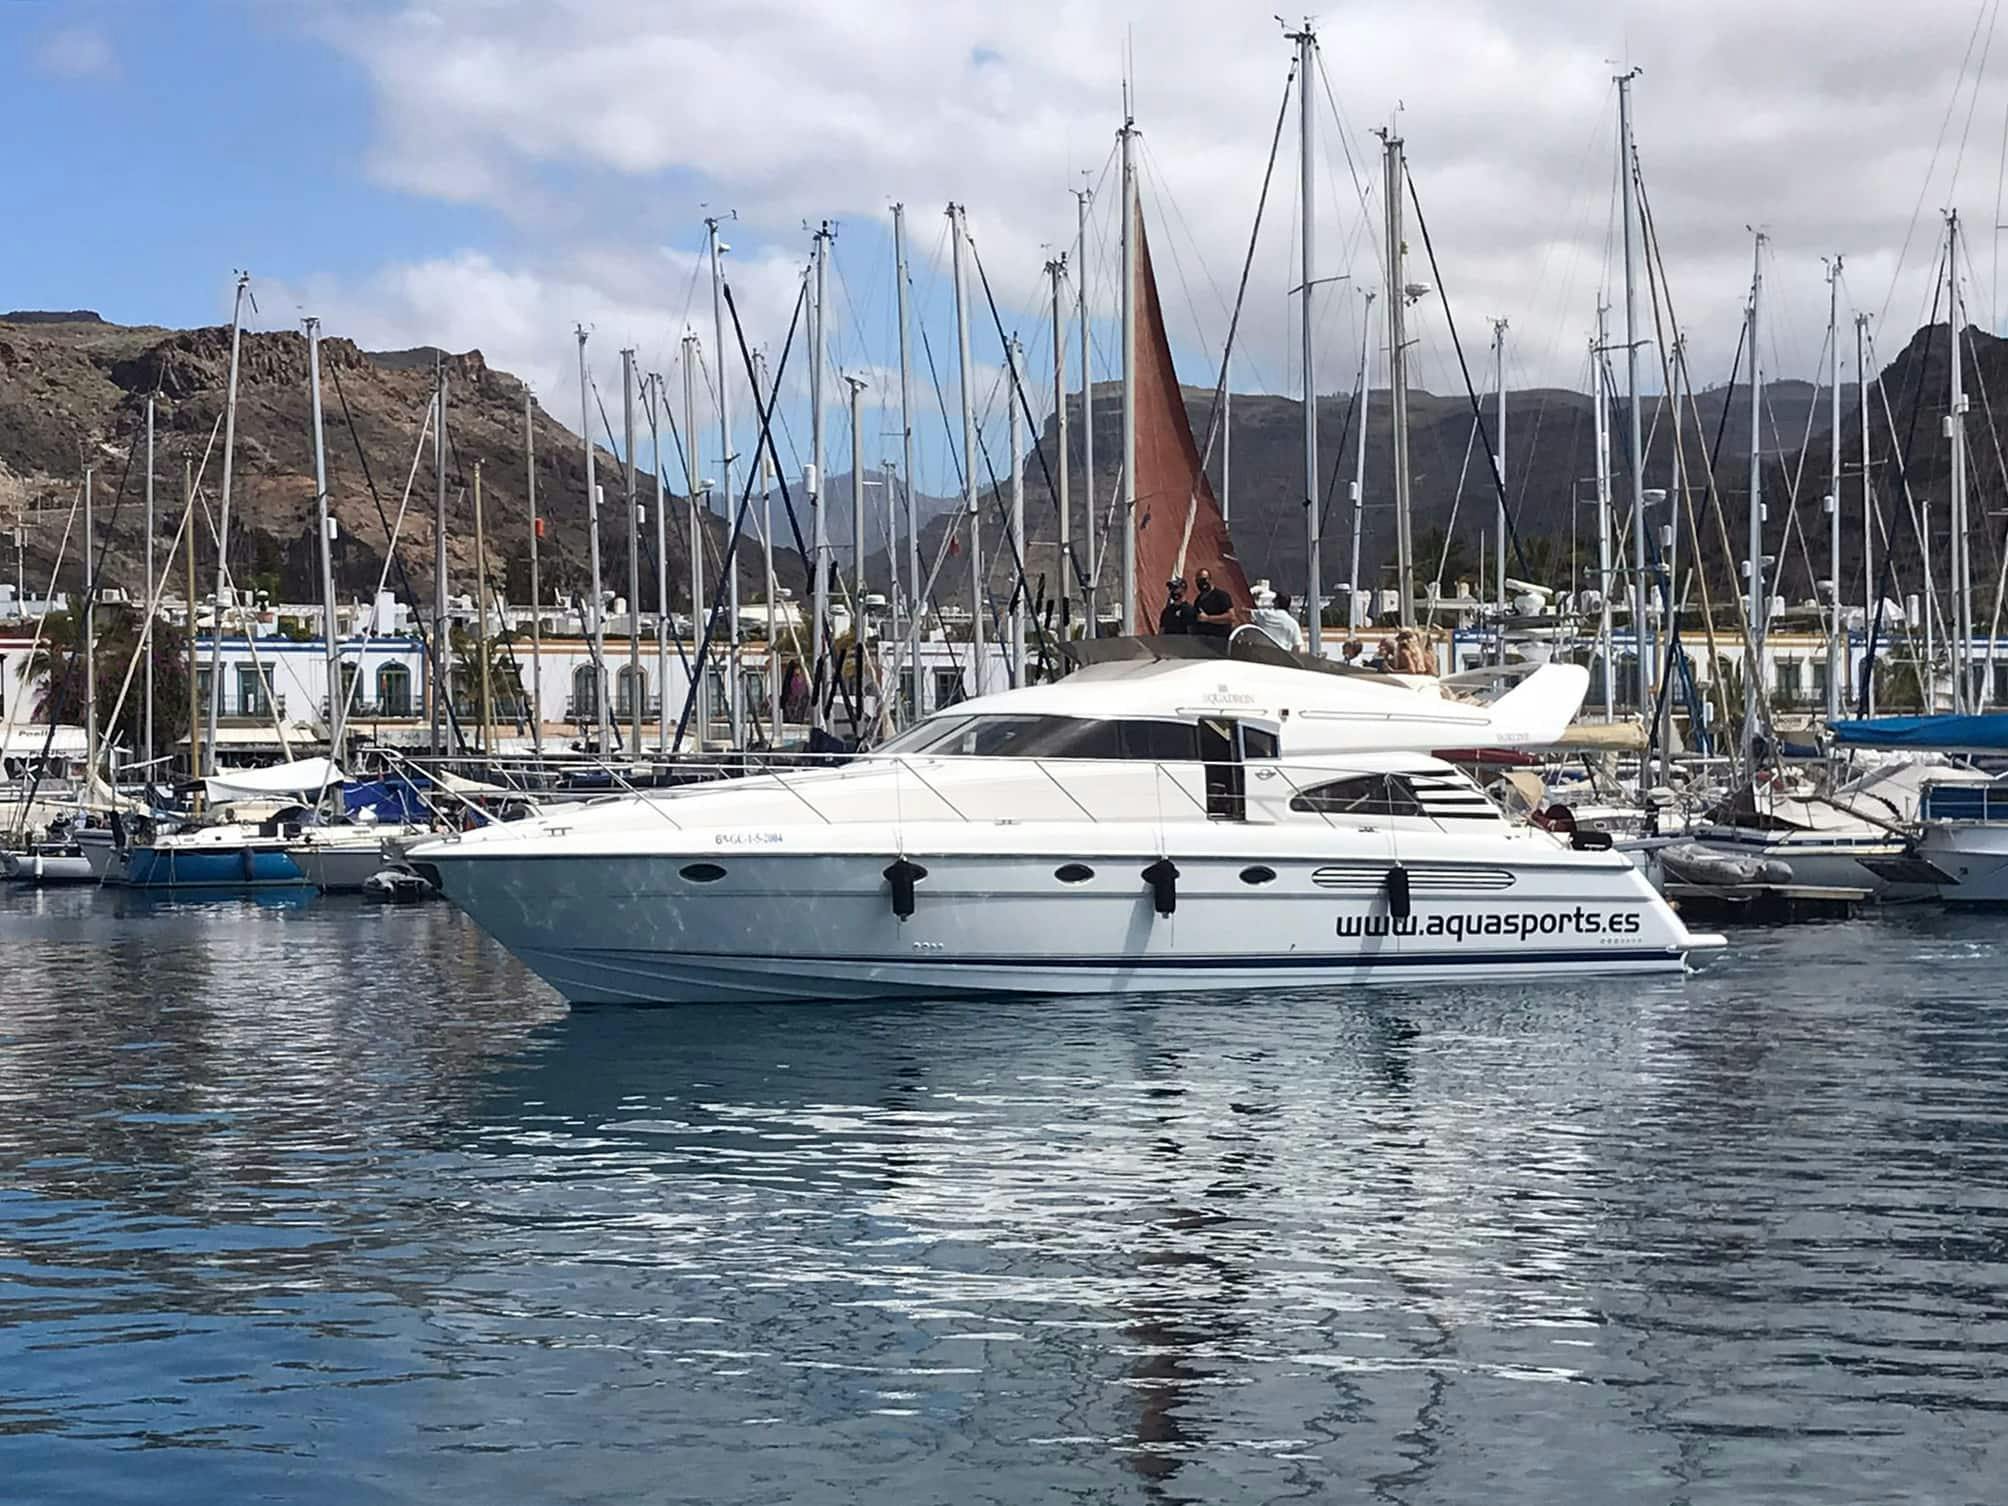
[7,0,2007,495]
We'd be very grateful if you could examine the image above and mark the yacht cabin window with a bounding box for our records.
[875,713,1275,766]
[1289,774,1425,818]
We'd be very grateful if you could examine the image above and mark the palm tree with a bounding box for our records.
[28,606,191,763]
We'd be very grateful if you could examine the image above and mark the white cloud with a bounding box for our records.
[297,0,2006,408]
[35,25,118,80]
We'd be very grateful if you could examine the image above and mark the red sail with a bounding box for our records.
[1131,216,1250,634]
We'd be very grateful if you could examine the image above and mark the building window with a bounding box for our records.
[237,666,271,718]
[377,664,412,718]
[572,664,601,721]
[740,667,770,725]
[933,668,966,709]
[338,662,360,716]
[1810,659,1829,703]
[1774,657,1803,706]
[196,667,213,715]
[617,665,649,719]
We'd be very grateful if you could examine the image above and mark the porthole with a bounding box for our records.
[1055,863,1095,884]
[1239,865,1278,885]
[679,862,728,883]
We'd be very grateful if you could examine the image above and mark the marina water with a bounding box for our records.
[2,892,2004,1503]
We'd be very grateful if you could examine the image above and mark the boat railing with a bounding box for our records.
[1921,782,2008,825]
[385,748,1484,836]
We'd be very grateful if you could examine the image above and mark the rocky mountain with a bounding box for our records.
[4,310,1999,632]
[918,322,2005,624]
[0,312,790,619]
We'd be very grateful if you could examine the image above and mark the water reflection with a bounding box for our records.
[1,892,2005,1504]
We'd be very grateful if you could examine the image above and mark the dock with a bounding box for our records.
[1665,882,1872,924]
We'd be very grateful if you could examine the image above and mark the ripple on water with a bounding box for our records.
[0,891,2005,1503]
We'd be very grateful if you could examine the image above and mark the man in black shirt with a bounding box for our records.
[1191,568,1234,638]
[1158,576,1194,634]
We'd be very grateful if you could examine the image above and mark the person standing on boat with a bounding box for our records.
[1250,587,1303,653]
[1158,577,1195,635]
[1191,569,1235,639]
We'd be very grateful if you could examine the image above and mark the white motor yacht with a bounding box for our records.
[408,645,1722,1005]
[1905,773,2008,905]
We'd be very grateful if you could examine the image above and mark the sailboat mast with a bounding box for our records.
[810,224,830,731]
[473,460,491,754]
[203,272,248,777]
[83,466,95,778]
[1492,318,1508,665]
[1745,230,1766,749]
[950,203,984,685]
[1349,290,1373,634]
[682,333,709,742]
[144,394,155,767]
[1594,308,1615,719]
[1826,257,1844,723]
[848,375,869,726]
[1119,116,1138,636]
[307,318,340,755]
[1008,336,1025,685]
[184,461,197,781]
[649,376,669,755]
[893,204,921,717]
[577,326,607,752]
[1948,210,1971,714]
[1618,71,1652,722]
[622,348,641,755]
[1291,23,1322,656]
[1049,255,1071,641]
[754,349,780,747]
[1076,186,1098,638]
[525,388,543,757]
[434,351,450,757]
[1856,312,1873,714]
[709,217,742,749]
[1665,333,1686,771]
[1381,130,1414,627]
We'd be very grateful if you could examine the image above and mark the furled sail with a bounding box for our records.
[1131,216,1251,634]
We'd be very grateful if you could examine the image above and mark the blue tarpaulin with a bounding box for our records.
[1828,714,2008,751]
[343,778,435,823]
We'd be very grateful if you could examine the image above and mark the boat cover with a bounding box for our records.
[205,756,345,804]
[1828,714,2008,751]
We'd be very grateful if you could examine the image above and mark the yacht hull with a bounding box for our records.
[1918,823,2008,906]
[507,942,1691,1006]
[75,828,118,879]
[288,839,394,892]
[1,849,96,885]
[419,846,1709,1006]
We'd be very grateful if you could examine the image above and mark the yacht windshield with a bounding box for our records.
[874,716,977,756]
[872,714,1212,760]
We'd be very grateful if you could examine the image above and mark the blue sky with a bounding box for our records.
[5,3,494,326]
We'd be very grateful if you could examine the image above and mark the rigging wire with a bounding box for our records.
[1400,165,1533,583]
[1878,0,1995,327]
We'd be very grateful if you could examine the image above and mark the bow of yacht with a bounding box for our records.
[408,644,1723,1004]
